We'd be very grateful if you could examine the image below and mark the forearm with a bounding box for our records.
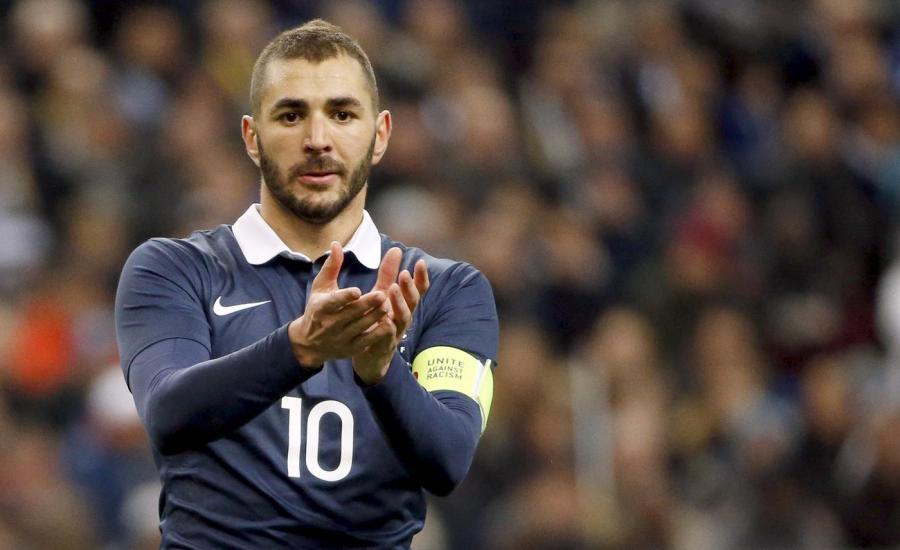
[362,354,482,496]
[130,324,318,454]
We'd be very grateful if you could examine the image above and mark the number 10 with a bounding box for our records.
[281,396,354,481]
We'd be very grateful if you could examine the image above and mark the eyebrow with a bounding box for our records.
[270,98,308,115]
[269,96,364,115]
[326,96,364,110]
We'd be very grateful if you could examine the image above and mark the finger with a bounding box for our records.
[399,270,420,312]
[389,283,412,334]
[311,242,343,292]
[341,297,390,336]
[351,316,396,350]
[413,259,429,296]
[333,290,388,320]
[373,247,402,291]
[318,286,362,313]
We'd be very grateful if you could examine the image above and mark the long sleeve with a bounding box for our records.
[362,353,483,496]
[116,238,317,454]
[128,327,319,455]
[360,260,499,496]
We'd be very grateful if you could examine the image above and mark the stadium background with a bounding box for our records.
[2,0,900,548]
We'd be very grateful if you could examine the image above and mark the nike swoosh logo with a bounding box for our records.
[213,296,271,316]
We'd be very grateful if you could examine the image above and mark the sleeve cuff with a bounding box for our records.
[271,323,322,385]
[360,352,413,398]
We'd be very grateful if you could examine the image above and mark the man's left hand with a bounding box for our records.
[352,248,429,384]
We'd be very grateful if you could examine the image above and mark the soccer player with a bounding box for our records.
[115,20,498,548]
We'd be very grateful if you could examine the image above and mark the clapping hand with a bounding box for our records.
[351,247,429,384]
[287,243,428,382]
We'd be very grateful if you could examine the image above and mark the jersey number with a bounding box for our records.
[281,396,354,481]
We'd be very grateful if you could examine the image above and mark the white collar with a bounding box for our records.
[231,204,382,269]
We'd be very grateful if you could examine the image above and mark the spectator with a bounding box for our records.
[0,1,898,547]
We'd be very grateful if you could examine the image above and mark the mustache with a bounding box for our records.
[287,156,347,178]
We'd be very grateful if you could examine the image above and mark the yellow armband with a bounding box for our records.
[411,346,494,433]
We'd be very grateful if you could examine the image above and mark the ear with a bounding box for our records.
[371,110,392,166]
[242,115,261,167]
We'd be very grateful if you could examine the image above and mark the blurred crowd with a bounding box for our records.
[1,0,900,548]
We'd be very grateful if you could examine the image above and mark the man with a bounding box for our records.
[115,19,498,548]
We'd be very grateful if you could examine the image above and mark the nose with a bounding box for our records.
[304,113,332,154]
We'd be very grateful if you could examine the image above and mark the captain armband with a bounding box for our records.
[411,346,494,433]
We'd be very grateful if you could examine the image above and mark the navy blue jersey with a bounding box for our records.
[115,206,498,548]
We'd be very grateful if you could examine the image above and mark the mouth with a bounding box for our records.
[297,172,340,186]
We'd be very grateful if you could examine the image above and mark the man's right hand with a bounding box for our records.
[288,242,390,368]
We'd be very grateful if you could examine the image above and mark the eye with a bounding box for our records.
[335,111,352,122]
[280,112,300,124]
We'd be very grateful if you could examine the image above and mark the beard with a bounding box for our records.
[258,136,375,225]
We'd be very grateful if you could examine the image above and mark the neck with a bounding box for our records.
[258,185,367,260]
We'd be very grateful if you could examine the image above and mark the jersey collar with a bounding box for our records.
[232,204,382,269]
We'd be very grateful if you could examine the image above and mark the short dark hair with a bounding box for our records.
[249,19,379,116]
